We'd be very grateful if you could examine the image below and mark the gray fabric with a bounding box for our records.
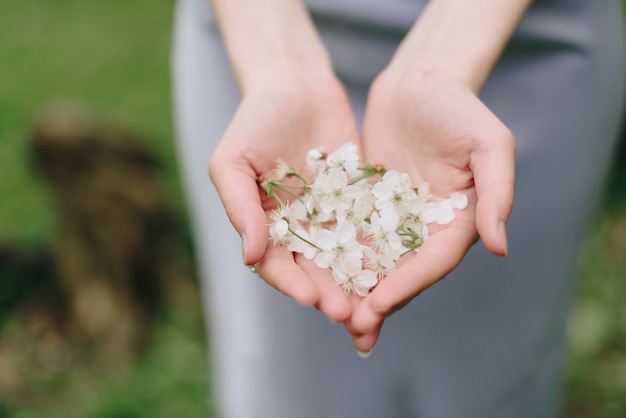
[172,1,625,417]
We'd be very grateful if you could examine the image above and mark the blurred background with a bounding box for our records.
[0,1,624,417]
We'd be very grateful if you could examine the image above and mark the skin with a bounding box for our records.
[208,1,357,322]
[208,0,530,352]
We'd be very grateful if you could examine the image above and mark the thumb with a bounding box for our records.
[209,154,269,265]
[471,127,516,256]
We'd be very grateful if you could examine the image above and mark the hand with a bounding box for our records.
[346,68,515,351]
[209,72,360,322]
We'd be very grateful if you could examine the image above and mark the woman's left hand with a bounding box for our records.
[345,67,516,352]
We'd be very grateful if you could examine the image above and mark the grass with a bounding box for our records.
[0,1,210,416]
[0,0,181,244]
[5,315,211,418]
[562,163,626,418]
[0,0,624,417]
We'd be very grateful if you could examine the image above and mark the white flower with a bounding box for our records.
[285,226,317,259]
[311,168,363,214]
[327,142,359,174]
[420,201,455,224]
[263,143,469,296]
[372,170,417,217]
[404,184,467,227]
[334,203,356,226]
[332,267,378,297]
[352,185,376,218]
[335,184,375,226]
[306,147,326,175]
[314,221,363,271]
[362,246,395,280]
[401,183,430,234]
[268,202,307,244]
[272,158,292,180]
[363,210,402,258]
[450,192,468,209]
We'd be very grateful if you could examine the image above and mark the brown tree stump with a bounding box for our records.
[1,103,200,382]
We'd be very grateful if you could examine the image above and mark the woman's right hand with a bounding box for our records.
[209,70,361,323]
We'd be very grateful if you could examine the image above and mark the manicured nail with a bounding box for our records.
[241,232,249,264]
[498,221,508,256]
[356,349,372,359]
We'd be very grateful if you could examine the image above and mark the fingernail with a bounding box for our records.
[241,232,249,264]
[498,221,508,256]
[356,349,372,359]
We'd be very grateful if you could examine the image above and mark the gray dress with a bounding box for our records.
[172,0,625,417]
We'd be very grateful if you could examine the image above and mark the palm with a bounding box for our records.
[346,72,515,347]
[209,76,361,322]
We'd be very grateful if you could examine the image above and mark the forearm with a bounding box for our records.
[389,0,533,92]
[208,0,333,93]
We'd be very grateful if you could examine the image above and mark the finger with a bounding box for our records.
[351,226,474,334]
[344,296,382,354]
[209,150,269,265]
[296,253,352,323]
[351,325,382,356]
[256,245,320,307]
[471,126,516,256]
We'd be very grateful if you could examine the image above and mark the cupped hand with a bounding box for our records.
[209,72,360,323]
[346,69,516,351]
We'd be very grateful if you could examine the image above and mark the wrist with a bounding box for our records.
[210,0,334,94]
[240,53,336,97]
[396,55,492,95]
[383,58,478,95]
[385,0,532,93]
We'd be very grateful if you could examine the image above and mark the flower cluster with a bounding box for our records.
[260,143,467,297]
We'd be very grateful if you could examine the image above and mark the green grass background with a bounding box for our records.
[0,0,624,417]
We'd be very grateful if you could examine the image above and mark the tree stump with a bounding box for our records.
[21,102,199,370]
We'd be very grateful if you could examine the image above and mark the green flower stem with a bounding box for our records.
[288,227,321,250]
[289,172,309,184]
[272,194,285,206]
[347,172,374,185]
[273,182,308,191]
[272,183,307,206]
[348,163,386,185]
[397,227,425,255]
